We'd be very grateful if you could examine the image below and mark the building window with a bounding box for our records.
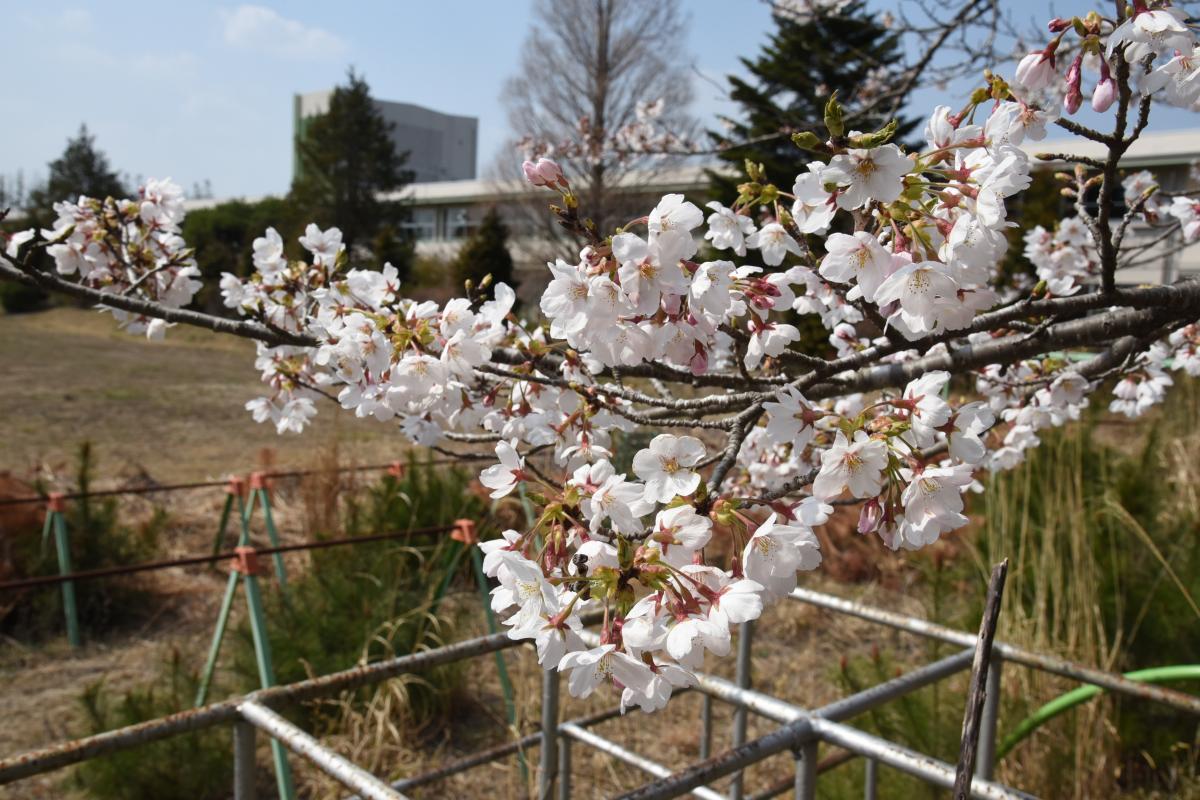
[402,207,437,241]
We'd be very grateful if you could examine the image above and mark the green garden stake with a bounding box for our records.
[209,476,246,562]
[239,547,296,800]
[248,472,290,598]
[196,496,257,707]
[195,533,295,799]
[44,493,81,648]
[465,518,529,784]
[194,566,240,707]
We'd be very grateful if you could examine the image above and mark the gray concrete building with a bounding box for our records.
[293,91,478,183]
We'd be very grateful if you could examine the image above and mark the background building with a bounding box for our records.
[293,92,478,183]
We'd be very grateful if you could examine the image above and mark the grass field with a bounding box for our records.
[0,307,406,484]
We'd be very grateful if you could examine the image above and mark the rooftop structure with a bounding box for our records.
[293,92,478,184]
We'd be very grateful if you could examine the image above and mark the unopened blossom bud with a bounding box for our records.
[1064,55,1083,114]
[1047,17,1071,33]
[522,157,567,190]
[1092,59,1116,112]
[1014,49,1058,92]
[857,498,882,534]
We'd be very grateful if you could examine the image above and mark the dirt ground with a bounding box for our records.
[0,307,406,485]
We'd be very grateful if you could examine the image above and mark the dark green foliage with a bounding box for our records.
[709,1,917,200]
[290,69,414,279]
[453,207,517,296]
[73,651,234,800]
[371,222,414,275]
[2,443,165,641]
[0,280,48,313]
[28,124,127,213]
[180,197,300,312]
[6,125,128,311]
[997,169,1064,289]
[230,459,490,730]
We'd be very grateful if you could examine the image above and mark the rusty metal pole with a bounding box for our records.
[539,666,560,800]
[233,719,257,800]
[730,620,754,799]
[793,740,818,800]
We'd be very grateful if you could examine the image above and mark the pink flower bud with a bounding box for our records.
[535,157,565,188]
[1064,55,1083,114]
[857,498,882,534]
[1092,60,1116,113]
[1015,51,1057,93]
[1047,17,1071,33]
[689,342,708,376]
[521,159,545,187]
[1065,86,1083,114]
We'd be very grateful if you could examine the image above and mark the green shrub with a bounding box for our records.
[72,650,234,800]
[0,280,48,313]
[229,458,491,732]
[2,443,165,641]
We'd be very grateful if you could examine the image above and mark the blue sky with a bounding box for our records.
[2,2,1195,199]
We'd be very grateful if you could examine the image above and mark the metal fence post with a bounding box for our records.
[539,666,560,800]
[976,659,1003,780]
[557,731,572,800]
[233,720,257,800]
[45,494,81,647]
[793,740,818,800]
[730,619,754,800]
[700,693,713,759]
[864,757,878,800]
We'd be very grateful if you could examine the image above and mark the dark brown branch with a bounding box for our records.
[0,259,316,348]
[953,559,1008,798]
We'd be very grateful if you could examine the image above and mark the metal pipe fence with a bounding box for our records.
[1,585,1195,799]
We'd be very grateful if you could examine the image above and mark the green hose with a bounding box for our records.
[997,665,1200,759]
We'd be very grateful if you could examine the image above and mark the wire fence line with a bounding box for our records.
[1,582,1195,799]
[0,454,491,508]
[0,524,462,592]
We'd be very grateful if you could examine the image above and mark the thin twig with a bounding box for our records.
[953,558,1009,798]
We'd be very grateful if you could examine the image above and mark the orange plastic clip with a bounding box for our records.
[47,492,66,513]
[249,471,268,490]
[387,461,406,479]
[452,518,478,545]
[232,546,261,575]
[225,476,246,496]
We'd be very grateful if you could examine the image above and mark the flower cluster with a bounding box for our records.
[479,433,827,711]
[4,2,1199,710]
[10,178,199,338]
[1013,5,1199,115]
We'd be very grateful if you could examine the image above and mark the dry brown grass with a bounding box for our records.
[0,307,405,484]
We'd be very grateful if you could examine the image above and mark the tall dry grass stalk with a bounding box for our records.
[975,378,1200,799]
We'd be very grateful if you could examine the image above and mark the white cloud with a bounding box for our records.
[220,5,345,59]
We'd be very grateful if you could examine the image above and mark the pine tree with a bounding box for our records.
[453,207,516,298]
[290,69,414,277]
[29,125,127,212]
[710,2,917,199]
[6,126,128,312]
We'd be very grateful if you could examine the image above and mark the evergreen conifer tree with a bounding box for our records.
[710,2,917,199]
[453,207,516,298]
[29,125,127,212]
[290,69,414,277]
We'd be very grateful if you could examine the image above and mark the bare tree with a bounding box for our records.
[500,0,698,236]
